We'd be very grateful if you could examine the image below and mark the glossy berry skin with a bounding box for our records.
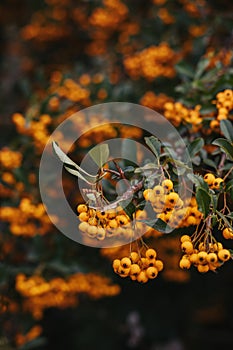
[146,266,158,279]
[204,173,215,185]
[223,227,233,239]
[130,264,141,276]
[218,249,231,262]
[181,241,193,254]
[120,257,131,269]
[179,258,191,270]
[146,248,157,260]
[137,271,149,283]
[162,179,173,191]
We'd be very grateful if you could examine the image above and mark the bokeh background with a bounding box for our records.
[0,0,233,349]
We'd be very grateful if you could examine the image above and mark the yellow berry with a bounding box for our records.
[206,252,218,264]
[120,257,131,269]
[204,173,215,185]
[218,249,231,262]
[88,217,98,226]
[112,259,121,271]
[78,222,89,232]
[143,189,156,202]
[162,179,173,191]
[212,178,224,190]
[137,271,149,283]
[180,235,191,243]
[197,251,208,264]
[197,264,209,273]
[87,225,98,238]
[96,211,107,219]
[179,258,191,270]
[223,227,233,239]
[79,212,89,222]
[146,266,158,279]
[130,264,141,276]
[154,260,164,271]
[117,267,130,276]
[96,227,106,240]
[130,252,139,263]
[165,192,179,207]
[77,204,88,213]
[146,248,157,260]
[181,241,193,254]
[186,216,197,226]
[153,185,164,196]
[190,253,198,264]
[116,215,129,226]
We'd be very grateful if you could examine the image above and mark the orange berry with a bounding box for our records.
[130,252,139,263]
[212,178,223,190]
[162,179,173,191]
[146,266,158,279]
[197,264,209,273]
[218,249,231,262]
[79,212,89,222]
[197,251,208,264]
[130,264,141,276]
[180,235,191,243]
[77,204,88,213]
[204,173,215,185]
[206,253,218,264]
[179,258,191,270]
[137,271,149,283]
[181,241,193,254]
[146,248,157,260]
[120,257,131,269]
[223,227,233,239]
[154,260,164,272]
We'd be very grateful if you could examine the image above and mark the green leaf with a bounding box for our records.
[226,212,233,220]
[175,61,194,79]
[89,143,109,167]
[144,136,161,161]
[194,57,210,79]
[202,158,217,170]
[139,219,173,233]
[187,138,204,159]
[121,139,137,164]
[216,210,233,231]
[212,138,233,161]
[226,178,233,198]
[52,141,99,184]
[196,188,211,218]
[220,120,233,142]
[187,173,209,191]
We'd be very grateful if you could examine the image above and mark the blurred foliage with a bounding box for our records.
[0,0,233,349]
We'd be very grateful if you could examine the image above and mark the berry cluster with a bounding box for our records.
[77,204,135,241]
[204,173,224,190]
[179,235,231,273]
[143,179,203,228]
[113,248,163,283]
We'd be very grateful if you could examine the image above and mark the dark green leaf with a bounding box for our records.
[216,210,233,230]
[187,173,209,191]
[212,138,233,161]
[139,219,173,233]
[194,58,210,79]
[187,138,204,159]
[226,178,233,198]
[220,120,233,142]
[196,188,211,218]
[144,136,161,160]
[175,62,194,79]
